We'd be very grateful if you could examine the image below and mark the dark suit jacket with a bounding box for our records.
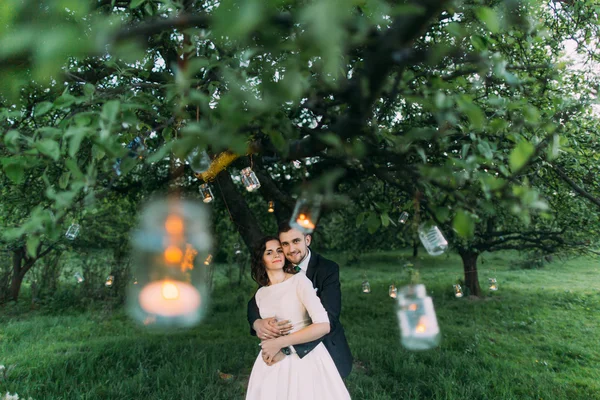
[247,251,353,378]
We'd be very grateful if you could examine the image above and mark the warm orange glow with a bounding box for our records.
[165,215,184,235]
[139,280,202,317]
[390,292,397,299]
[164,245,183,263]
[161,281,180,300]
[204,254,213,265]
[181,244,198,272]
[296,214,315,230]
[416,323,426,333]
[408,303,418,311]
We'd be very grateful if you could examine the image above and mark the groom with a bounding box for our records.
[247,221,353,378]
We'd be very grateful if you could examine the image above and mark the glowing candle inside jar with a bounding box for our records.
[416,317,427,333]
[139,280,201,317]
[296,214,315,230]
[164,246,183,264]
[408,303,418,311]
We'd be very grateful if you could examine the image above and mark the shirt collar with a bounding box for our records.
[297,248,312,272]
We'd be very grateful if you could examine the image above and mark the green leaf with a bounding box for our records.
[65,158,84,180]
[4,161,24,183]
[509,140,534,172]
[26,236,40,258]
[59,171,71,189]
[366,212,380,234]
[65,126,88,157]
[355,212,366,228]
[4,130,20,151]
[457,95,485,129]
[129,0,145,8]
[35,101,53,117]
[36,139,61,161]
[101,100,120,124]
[320,133,343,148]
[380,212,390,227]
[453,209,475,238]
[475,7,501,34]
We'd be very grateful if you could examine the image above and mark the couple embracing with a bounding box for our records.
[245,222,353,399]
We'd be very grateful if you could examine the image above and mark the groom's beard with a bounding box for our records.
[286,250,306,265]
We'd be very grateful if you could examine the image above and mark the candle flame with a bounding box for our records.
[408,303,418,311]
[165,245,183,263]
[161,281,180,300]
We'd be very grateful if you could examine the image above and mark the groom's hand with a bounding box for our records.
[254,318,291,340]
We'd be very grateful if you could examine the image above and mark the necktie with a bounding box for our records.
[294,265,301,273]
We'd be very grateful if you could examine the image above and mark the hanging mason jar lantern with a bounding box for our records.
[418,223,448,256]
[389,284,398,298]
[489,278,498,291]
[240,167,261,192]
[362,280,371,294]
[105,275,115,287]
[290,193,323,234]
[268,201,275,213]
[126,198,212,329]
[65,223,80,240]
[74,272,84,283]
[133,278,138,285]
[396,284,441,350]
[398,211,409,224]
[199,183,214,204]
[453,284,463,298]
[204,254,213,266]
[187,148,211,175]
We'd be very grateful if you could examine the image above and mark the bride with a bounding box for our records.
[245,236,351,400]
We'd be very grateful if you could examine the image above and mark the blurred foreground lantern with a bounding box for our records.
[398,211,409,224]
[453,284,463,298]
[290,193,323,234]
[187,149,211,175]
[199,183,214,203]
[489,278,498,291]
[240,167,261,192]
[74,272,84,283]
[362,280,371,294]
[127,198,212,329]
[268,201,275,213]
[65,223,80,240]
[105,275,114,287]
[389,284,398,298]
[418,223,448,256]
[204,254,213,266]
[396,284,441,350]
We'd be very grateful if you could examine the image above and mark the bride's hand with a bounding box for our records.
[265,350,285,366]
[260,338,284,363]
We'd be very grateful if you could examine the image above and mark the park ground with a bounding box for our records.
[1,250,599,399]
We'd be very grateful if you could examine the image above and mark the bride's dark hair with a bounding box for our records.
[251,236,296,287]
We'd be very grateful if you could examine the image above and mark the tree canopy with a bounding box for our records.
[1,0,600,300]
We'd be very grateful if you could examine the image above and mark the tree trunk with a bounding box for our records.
[215,170,264,249]
[10,248,25,301]
[412,238,419,257]
[459,249,481,297]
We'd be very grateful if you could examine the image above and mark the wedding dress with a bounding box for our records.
[246,273,351,400]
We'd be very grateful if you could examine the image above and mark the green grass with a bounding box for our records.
[1,251,600,399]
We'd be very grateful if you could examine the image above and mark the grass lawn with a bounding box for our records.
[1,250,599,399]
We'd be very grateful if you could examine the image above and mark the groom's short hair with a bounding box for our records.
[278,221,310,237]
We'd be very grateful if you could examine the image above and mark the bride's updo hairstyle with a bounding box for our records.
[251,235,296,287]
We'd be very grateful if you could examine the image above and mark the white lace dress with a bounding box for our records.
[246,273,351,400]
